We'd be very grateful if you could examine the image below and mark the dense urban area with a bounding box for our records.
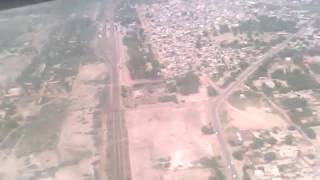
[0,0,320,180]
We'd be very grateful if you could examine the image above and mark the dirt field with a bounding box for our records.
[126,103,214,180]
[227,104,287,130]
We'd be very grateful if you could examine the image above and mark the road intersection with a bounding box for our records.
[210,26,310,179]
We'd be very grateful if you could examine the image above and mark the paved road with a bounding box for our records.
[211,27,309,180]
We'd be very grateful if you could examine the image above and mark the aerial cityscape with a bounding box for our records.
[0,0,320,179]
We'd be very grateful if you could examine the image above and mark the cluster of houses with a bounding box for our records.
[228,127,320,179]
[136,0,313,79]
[137,0,256,78]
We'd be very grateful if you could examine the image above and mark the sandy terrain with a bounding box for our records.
[57,62,107,179]
[227,104,287,129]
[77,63,107,81]
[55,158,95,180]
[0,55,33,84]
[0,62,107,180]
[163,168,212,180]
[127,103,214,180]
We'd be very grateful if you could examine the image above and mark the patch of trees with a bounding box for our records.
[242,166,252,180]
[219,24,230,34]
[123,31,160,80]
[253,40,269,49]
[301,2,320,13]
[207,86,217,97]
[63,17,95,42]
[284,134,294,145]
[250,137,264,149]
[228,90,261,109]
[301,126,317,139]
[158,95,178,103]
[270,36,286,46]
[0,120,19,140]
[262,83,273,97]
[306,46,320,56]
[265,137,278,145]
[278,48,304,64]
[281,97,312,118]
[201,124,214,135]
[271,69,320,91]
[115,2,139,26]
[128,0,158,5]
[176,72,200,95]
[309,63,320,74]
[239,61,249,70]
[166,82,177,93]
[220,40,251,49]
[250,2,281,11]
[281,98,317,139]
[313,18,320,28]
[287,123,316,139]
[238,15,297,34]
[273,81,290,94]
[281,97,308,110]
[264,152,277,162]
[195,37,203,49]
[200,157,226,180]
[278,48,309,72]
[305,121,320,127]
[264,4,281,11]
[222,70,240,88]
[232,150,244,161]
[278,48,301,58]
[246,60,271,90]
[54,0,94,18]
[278,48,309,71]
[18,17,96,84]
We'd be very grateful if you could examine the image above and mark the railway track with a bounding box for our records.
[100,0,131,179]
[106,17,131,180]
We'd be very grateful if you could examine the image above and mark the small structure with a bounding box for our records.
[5,87,22,97]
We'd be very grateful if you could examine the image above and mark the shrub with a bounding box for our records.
[201,125,214,135]
[158,95,178,103]
[232,150,244,161]
[166,82,177,93]
[284,134,294,145]
[176,72,200,95]
[251,137,264,149]
[264,152,277,162]
[302,126,317,139]
[265,137,277,145]
[207,86,217,97]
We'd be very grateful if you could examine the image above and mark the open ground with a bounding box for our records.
[126,102,216,180]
